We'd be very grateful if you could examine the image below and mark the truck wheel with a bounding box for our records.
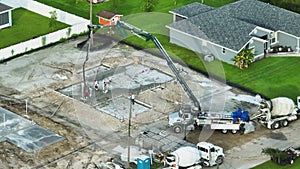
[272,122,280,129]
[221,129,228,134]
[281,120,288,127]
[216,156,224,165]
[173,125,182,133]
[231,130,237,134]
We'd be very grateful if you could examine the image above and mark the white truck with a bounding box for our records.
[252,96,300,129]
[165,142,224,169]
[168,106,255,134]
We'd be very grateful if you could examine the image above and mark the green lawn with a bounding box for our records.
[0,8,69,49]
[223,57,300,101]
[252,157,300,169]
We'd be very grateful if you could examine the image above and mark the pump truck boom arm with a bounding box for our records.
[117,21,201,113]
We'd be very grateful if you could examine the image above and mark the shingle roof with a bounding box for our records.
[0,3,12,12]
[168,0,300,52]
[218,0,300,37]
[96,10,118,19]
[170,2,214,18]
[168,9,257,51]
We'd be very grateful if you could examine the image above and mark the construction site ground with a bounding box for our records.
[1,34,300,169]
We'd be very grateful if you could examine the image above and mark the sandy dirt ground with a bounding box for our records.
[0,34,300,169]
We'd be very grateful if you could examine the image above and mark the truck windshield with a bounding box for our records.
[166,155,175,163]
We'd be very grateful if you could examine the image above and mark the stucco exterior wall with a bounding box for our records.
[250,28,271,49]
[250,38,265,61]
[169,29,237,64]
[277,31,298,51]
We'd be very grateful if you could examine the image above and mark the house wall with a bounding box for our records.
[169,29,237,64]
[277,31,298,51]
[250,38,265,61]
[111,15,121,25]
[98,16,120,26]
[296,37,300,53]
[250,27,272,49]
[99,17,111,26]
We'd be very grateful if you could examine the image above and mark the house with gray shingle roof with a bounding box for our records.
[169,2,214,21]
[167,0,300,64]
[0,3,13,29]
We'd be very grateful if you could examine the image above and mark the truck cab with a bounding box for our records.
[197,142,224,167]
[168,105,196,133]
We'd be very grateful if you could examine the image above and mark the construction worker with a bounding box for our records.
[94,80,99,91]
[103,81,108,93]
[89,86,93,97]
[84,88,89,99]
[130,92,135,105]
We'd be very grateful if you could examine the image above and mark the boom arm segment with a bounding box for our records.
[118,21,201,113]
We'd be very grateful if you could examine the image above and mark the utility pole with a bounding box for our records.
[90,0,93,45]
[127,96,133,168]
[82,40,90,91]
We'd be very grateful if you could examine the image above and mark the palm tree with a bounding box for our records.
[232,48,255,69]
[262,148,289,165]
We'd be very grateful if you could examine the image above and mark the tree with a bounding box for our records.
[262,148,290,165]
[142,0,157,12]
[49,10,58,31]
[231,47,255,69]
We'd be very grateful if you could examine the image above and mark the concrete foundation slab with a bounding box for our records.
[96,97,150,120]
[59,63,173,120]
[0,107,64,152]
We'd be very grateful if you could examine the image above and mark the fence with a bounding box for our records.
[0,0,90,60]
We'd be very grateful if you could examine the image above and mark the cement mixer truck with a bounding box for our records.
[165,142,224,169]
[251,96,300,129]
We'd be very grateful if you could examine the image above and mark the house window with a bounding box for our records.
[222,48,226,54]
[271,38,276,43]
[0,12,9,25]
